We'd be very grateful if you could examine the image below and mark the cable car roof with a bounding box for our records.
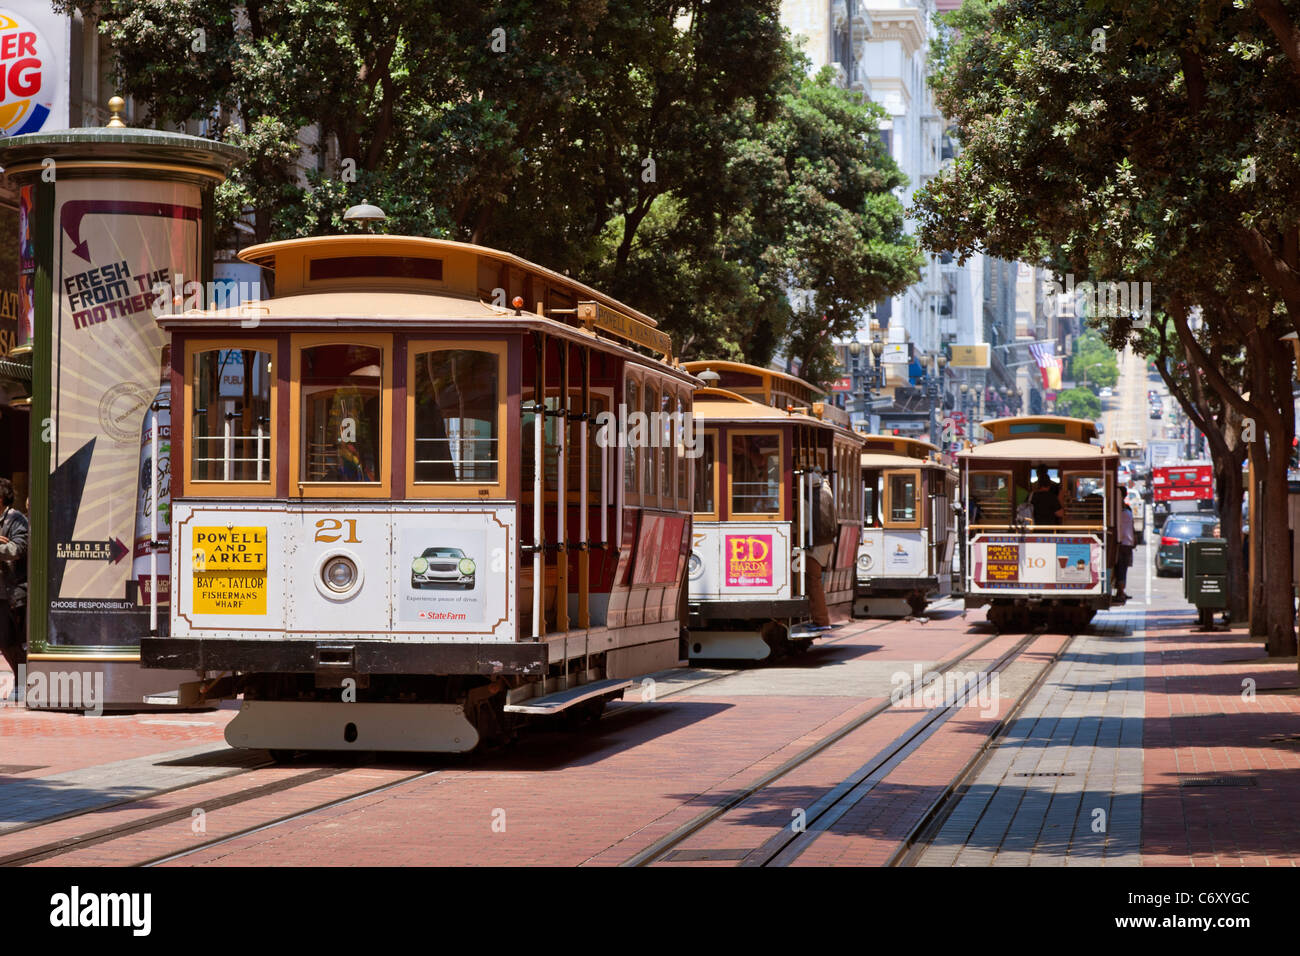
[238,234,663,328]
[693,387,865,441]
[680,359,825,407]
[860,434,939,457]
[959,437,1119,461]
[860,452,951,470]
[980,415,1099,443]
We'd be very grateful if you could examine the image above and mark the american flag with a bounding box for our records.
[1028,341,1057,367]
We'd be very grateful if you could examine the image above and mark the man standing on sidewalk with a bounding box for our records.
[1115,496,1135,602]
[0,479,28,694]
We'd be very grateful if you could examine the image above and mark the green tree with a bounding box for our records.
[914,0,1298,654]
[1071,331,1118,391]
[1054,387,1100,421]
[72,1,918,385]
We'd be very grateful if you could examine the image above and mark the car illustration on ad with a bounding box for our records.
[410,546,476,589]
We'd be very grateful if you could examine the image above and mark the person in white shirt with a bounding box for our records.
[1115,499,1135,601]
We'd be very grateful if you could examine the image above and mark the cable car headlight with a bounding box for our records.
[857,553,874,572]
[688,552,704,580]
[412,556,429,575]
[458,557,476,576]
[323,556,358,593]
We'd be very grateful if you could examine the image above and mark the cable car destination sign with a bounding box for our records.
[576,300,672,358]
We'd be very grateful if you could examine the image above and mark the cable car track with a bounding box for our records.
[0,614,953,867]
[620,624,1031,866]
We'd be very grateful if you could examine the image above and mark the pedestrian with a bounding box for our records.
[1030,477,1063,525]
[0,479,28,694]
[1114,498,1134,601]
[806,468,836,628]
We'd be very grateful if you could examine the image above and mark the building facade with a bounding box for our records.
[783,0,1031,445]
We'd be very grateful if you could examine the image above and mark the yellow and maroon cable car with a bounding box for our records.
[141,232,697,753]
[855,435,957,617]
[958,416,1119,631]
[680,361,866,660]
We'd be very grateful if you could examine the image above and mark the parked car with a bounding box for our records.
[1099,386,1113,398]
[1154,514,1220,577]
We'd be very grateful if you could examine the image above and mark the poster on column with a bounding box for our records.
[47,179,201,645]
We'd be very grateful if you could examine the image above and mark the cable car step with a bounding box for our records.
[504,678,632,715]
[788,624,840,641]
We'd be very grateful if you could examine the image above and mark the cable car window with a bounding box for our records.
[309,256,442,282]
[676,394,689,505]
[644,384,658,499]
[694,433,716,515]
[300,344,382,482]
[1063,472,1105,523]
[522,396,559,493]
[624,378,639,496]
[887,472,919,524]
[413,349,498,483]
[969,471,1012,523]
[661,389,673,501]
[863,472,880,527]
[731,433,780,515]
[191,348,272,482]
[566,392,606,498]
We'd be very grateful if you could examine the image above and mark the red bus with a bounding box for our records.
[1151,462,1213,503]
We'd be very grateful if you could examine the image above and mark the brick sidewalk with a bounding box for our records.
[1140,610,1300,866]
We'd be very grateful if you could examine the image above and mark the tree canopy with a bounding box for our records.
[66,0,921,380]
[914,0,1300,653]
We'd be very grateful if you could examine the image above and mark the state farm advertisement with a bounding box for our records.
[725,533,774,587]
[47,178,200,645]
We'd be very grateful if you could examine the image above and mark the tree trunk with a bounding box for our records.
[1254,436,1297,655]
[1217,454,1249,623]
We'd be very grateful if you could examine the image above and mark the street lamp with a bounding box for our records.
[847,339,885,425]
[924,352,948,447]
[959,381,972,444]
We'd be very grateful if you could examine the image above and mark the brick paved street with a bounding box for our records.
[3,572,1299,867]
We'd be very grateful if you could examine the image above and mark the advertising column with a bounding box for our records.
[0,126,243,708]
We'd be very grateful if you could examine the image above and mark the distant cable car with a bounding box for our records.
[681,361,867,660]
[957,416,1119,631]
[855,435,957,617]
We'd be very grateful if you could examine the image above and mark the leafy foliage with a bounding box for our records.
[65,0,920,384]
[1070,330,1118,390]
[1053,386,1100,421]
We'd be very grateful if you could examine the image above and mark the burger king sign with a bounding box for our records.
[0,7,61,138]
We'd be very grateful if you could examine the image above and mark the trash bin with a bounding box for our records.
[1184,537,1228,626]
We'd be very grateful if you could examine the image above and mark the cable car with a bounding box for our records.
[957,416,1118,631]
[141,231,698,752]
[679,361,866,660]
[855,435,956,617]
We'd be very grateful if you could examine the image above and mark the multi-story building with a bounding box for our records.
[784,0,1033,443]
